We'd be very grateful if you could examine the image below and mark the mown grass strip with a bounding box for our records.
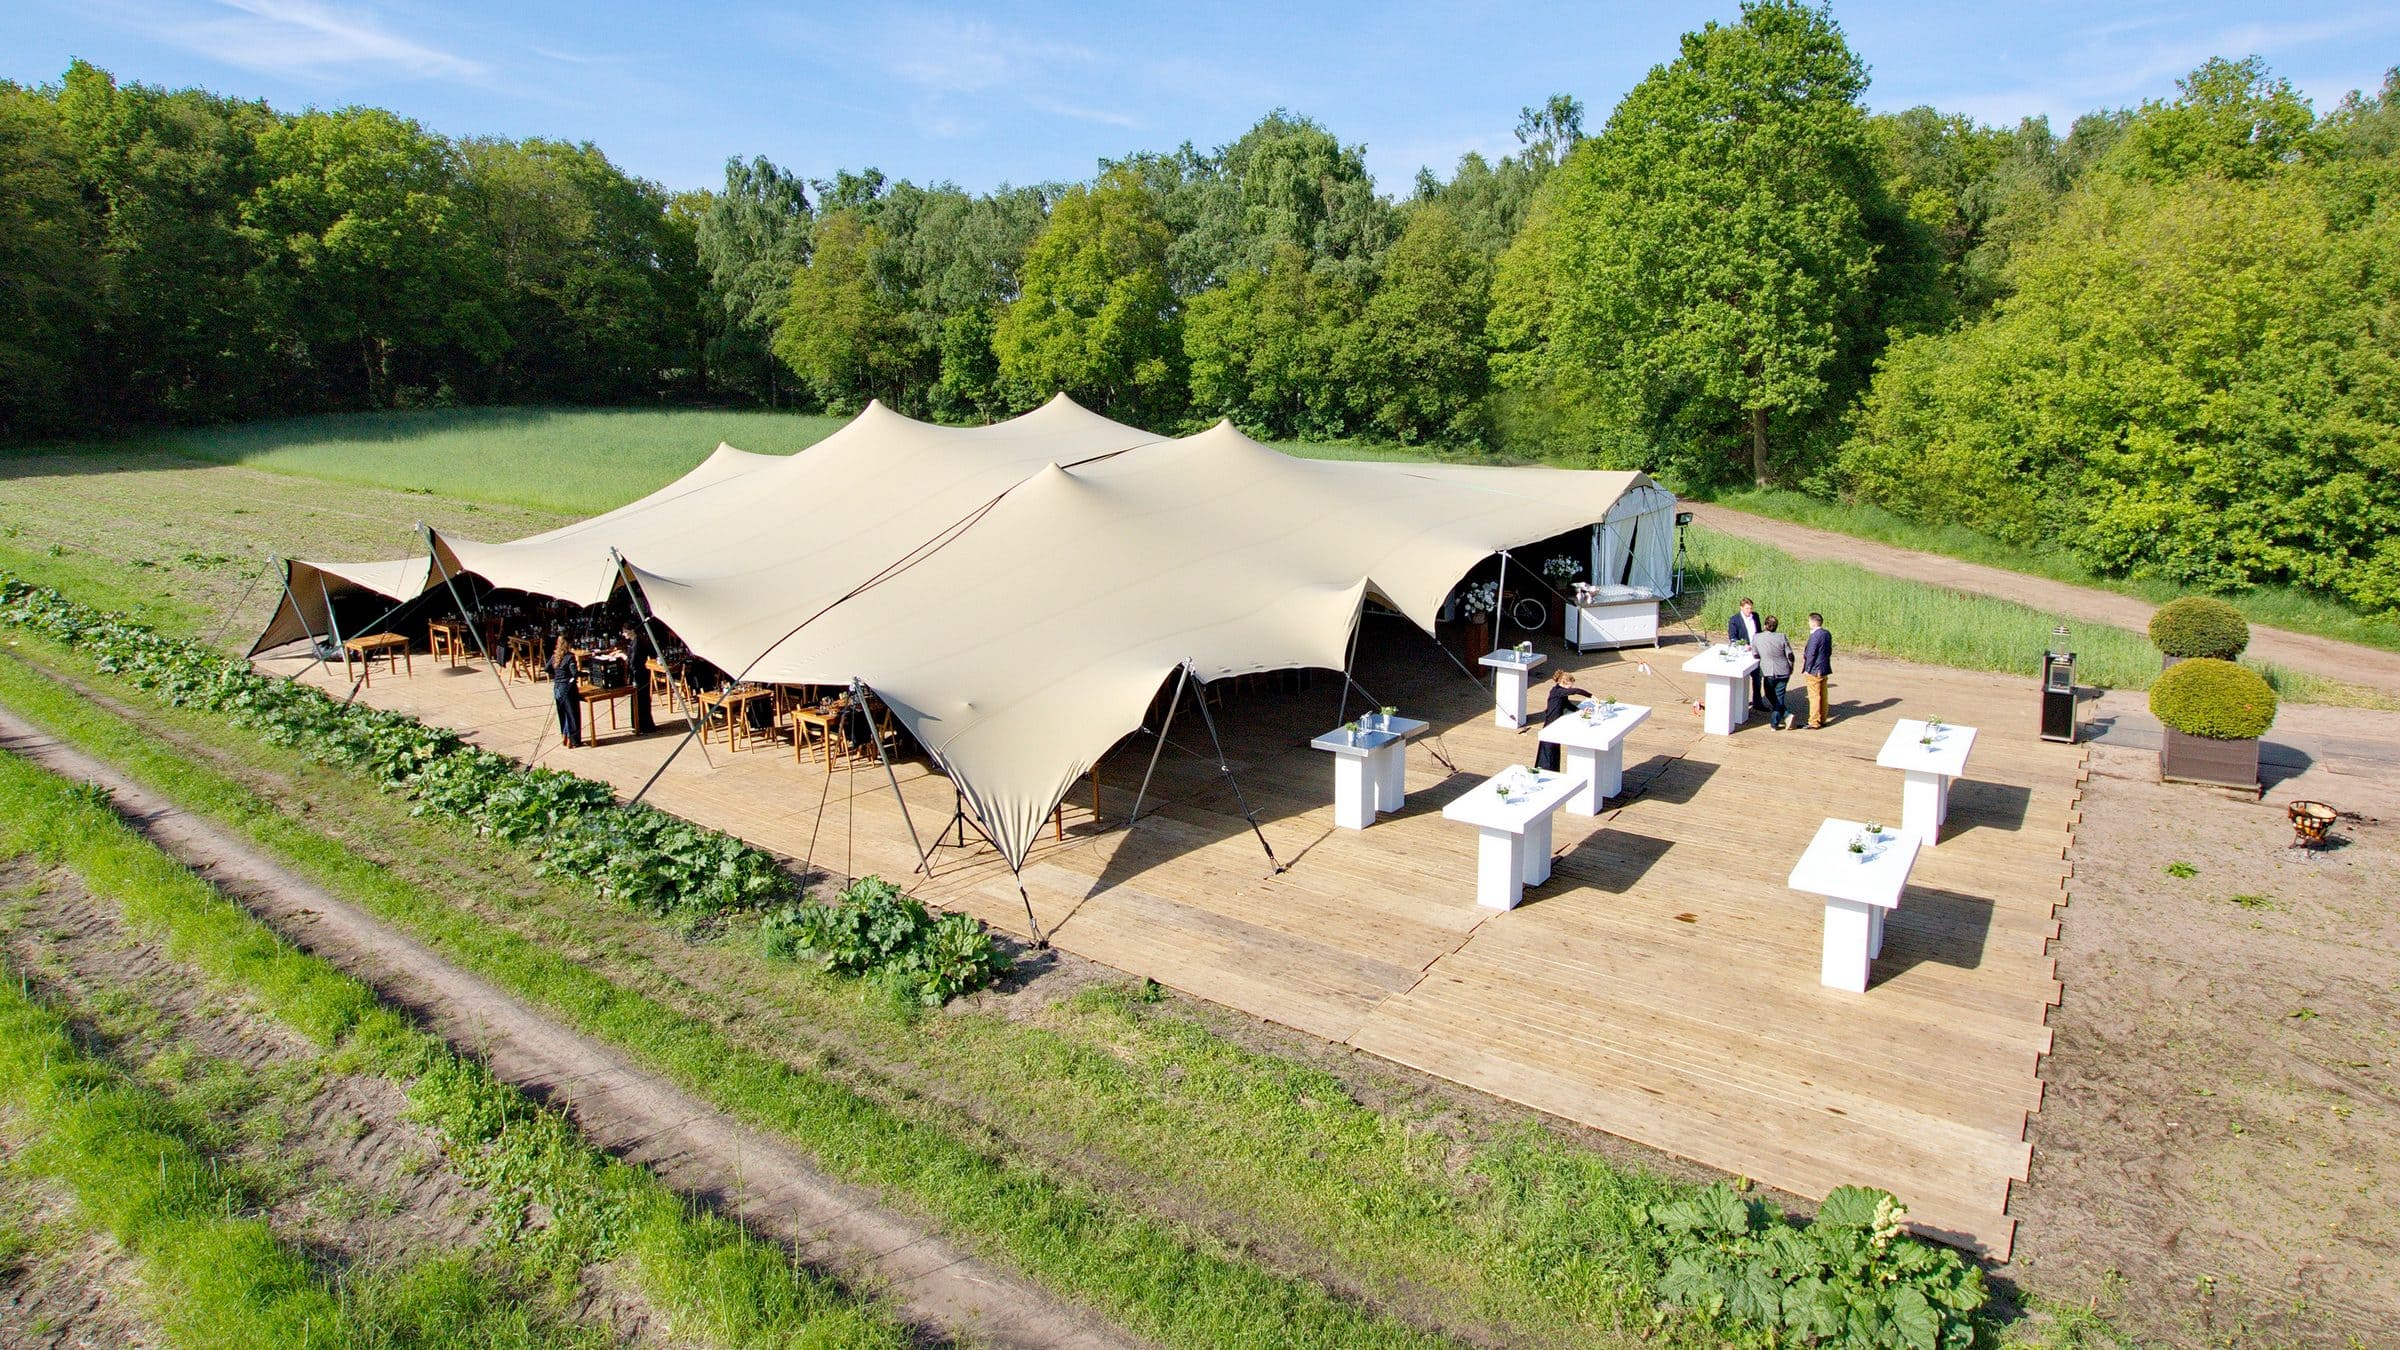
[0,946,560,1349]
[0,651,1459,1349]
[0,752,913,1350]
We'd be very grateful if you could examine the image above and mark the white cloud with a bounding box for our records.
[1925,10,2400,127]
[155,0,484,83]
[883,14,1095,95]
[1028,95,1138,129]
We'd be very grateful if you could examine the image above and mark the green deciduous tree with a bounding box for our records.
[1349,205,1490,444]
[1491,0,1887,486]
[773,208,918,412]
[246,106,500,406]
[1839,163,2400,611]
[993,168,1182,422]
[1183,242,1361,439]
[0,82,99,437]
[692,156,813,404]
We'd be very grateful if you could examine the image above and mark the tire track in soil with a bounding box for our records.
[0,707,1144,1350]
[0,1141,161,1350]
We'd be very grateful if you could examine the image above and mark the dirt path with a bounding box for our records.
[1687,503,2400,700]
[0,708,1143,1350]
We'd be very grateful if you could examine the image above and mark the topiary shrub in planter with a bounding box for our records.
[2150,657,2277,791]
[2148,596,2250,663]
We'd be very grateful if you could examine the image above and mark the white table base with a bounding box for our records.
[1901,768,1952,844]
[1332,753,1374,830]
[1375,743,1407,812]
[1560,742,1623,815]
[1820,896,1890,993]
[1471,815,1554,910]
[1699,673,1750,736]
[1493,665,1532,728]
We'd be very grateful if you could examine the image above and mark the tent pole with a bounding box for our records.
[1186,660,1284,876]
[314,570,349,681]
[1493,550,1509,647]
[1334,601,1362,729]
[612,551,713,769]
[1125,663,1190,830]
[422,523,517,711]
[275,561,332,676]
[855,677,935,883]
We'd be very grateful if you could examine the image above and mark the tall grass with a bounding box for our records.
[1712,487,2400,657]
[0,752,914,1349]
[0,947,563,1348]
[1683,525,2379,705]
[153,407,849,517]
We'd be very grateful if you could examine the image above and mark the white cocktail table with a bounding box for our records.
[1441,766,1582,910]
[1479,649,1548,728]
[1308,714,1429,829]
[1680,645,1761,736]
[1536,700,1652,814]
[1787,818,1922,993]
[1874,719,1977,845]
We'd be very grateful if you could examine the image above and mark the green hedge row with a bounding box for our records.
[0,571,788,918]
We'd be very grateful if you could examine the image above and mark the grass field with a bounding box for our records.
[149,407,850,517]
[1713,487,2400,657]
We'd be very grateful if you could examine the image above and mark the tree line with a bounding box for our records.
[3,1,2395,611]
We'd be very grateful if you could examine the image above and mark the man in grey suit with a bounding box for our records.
[1750,615,1795,730]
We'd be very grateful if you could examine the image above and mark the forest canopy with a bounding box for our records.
[2,3,2396,613]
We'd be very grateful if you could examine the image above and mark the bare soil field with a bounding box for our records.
[2016,736,2400,1345]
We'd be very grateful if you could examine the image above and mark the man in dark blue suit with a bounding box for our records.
[1800,612,1834,729]
[1728,597,1767,711]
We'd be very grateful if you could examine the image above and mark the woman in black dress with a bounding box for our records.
[548,635,582,749]
[1533,667,1589,773]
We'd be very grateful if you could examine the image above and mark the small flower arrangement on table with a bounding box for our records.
[1865,821,1885,837]
[1343,719,1359,743]
[1847,833,1867,855]
[1457,582,1498,622]
[1514,640,1533,657]
[1379,705,1397,727]
[1541,555,1582,585]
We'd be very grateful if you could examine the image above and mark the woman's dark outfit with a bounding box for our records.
[1533,680,1589,773]
[549,651,582,747]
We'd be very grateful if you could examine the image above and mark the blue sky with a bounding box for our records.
[6,1,2395,196]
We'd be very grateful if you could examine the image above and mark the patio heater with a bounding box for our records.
[2040,625,2077,743]
[1672,511,1693,598]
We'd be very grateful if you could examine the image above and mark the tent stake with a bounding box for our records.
[856,678,936,884]
[421,524,518,711]
[1125,663,1190,830]
[1008,861,1048,949]
[1186,660,1283,875]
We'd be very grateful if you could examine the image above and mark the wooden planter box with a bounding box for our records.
[2159,727,2260,792]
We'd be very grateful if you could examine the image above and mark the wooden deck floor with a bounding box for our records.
[271,619,2081,1257]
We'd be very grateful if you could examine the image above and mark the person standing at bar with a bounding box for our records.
[620,622,656,735]
[1533,667,1590,772]
[1751,615,1795,731]
[548,635,583,750]
[1800,612,1834,730]
[1728,597,1768,712]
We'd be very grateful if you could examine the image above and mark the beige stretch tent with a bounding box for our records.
[263,397,1674,872]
